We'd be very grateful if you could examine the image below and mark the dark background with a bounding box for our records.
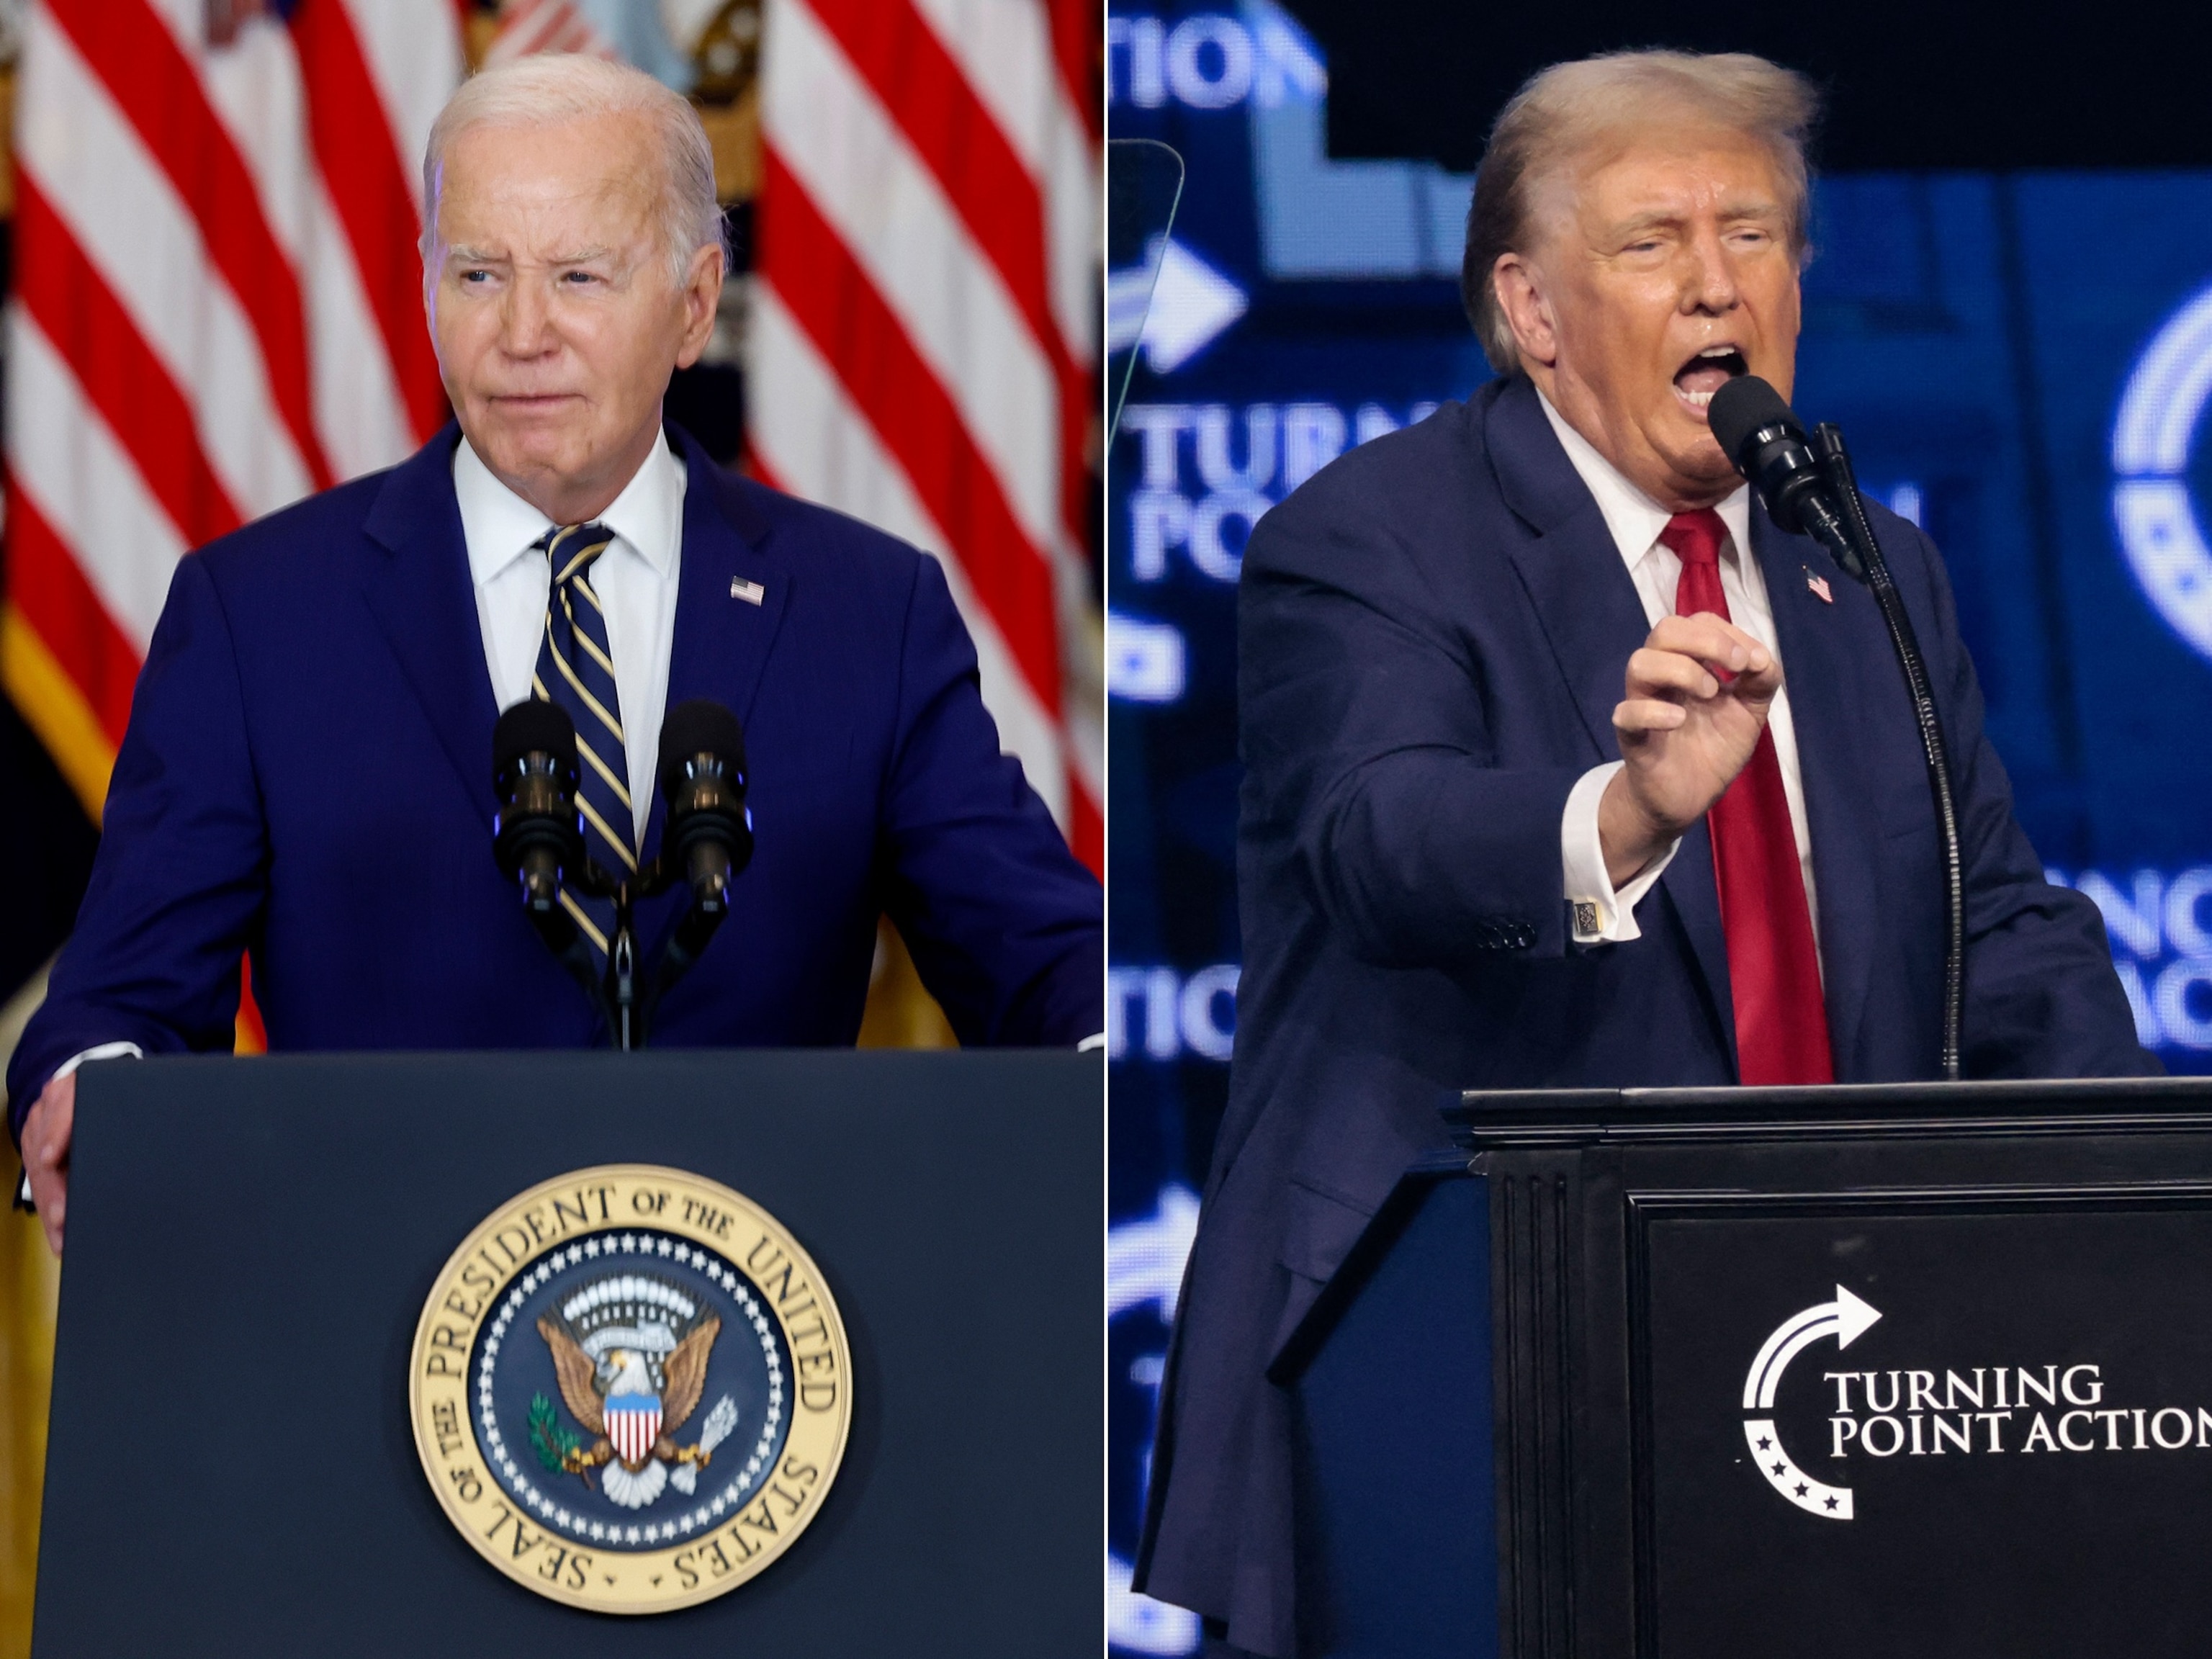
[1107,4,2212,1650]
[1290,0,2212,173]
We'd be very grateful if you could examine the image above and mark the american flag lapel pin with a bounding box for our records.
[1804,567,1833,605]
[730,576,765,606]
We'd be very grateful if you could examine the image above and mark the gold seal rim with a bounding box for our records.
[408,1163,853,1614]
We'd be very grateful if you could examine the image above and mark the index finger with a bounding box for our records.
[1646,612,1771,676]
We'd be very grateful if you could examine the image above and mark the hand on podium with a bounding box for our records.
[21,1071,73,1256]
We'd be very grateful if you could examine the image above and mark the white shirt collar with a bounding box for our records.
[1534,387,1753,572]
[454,428,687,585]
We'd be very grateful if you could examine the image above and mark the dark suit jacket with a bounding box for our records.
[8,423,1101,1125]
[1133,376,2152,1655]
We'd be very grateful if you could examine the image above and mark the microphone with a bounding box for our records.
[493,699,585,916]
[1709,374,1966,1081]
[656,699,754,914]
[1707,375,1864,580]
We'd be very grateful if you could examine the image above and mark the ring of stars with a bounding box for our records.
[469,1227,791,1550]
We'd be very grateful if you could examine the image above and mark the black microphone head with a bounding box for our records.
[493,698,577,784]
[491,698,583,885]
[658,698,746,797]
[1707,374,1800,469]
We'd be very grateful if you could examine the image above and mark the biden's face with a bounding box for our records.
[427,113,720,524]
[1495,127,1802,510]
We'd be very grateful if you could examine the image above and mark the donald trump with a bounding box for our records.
[1137,48,2149,1658]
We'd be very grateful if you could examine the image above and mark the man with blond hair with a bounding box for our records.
[1137,49,2148,1658]
[9,54,1102,1251]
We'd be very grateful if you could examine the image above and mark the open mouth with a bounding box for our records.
[1673,344,1748,410]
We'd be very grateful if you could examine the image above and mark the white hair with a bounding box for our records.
[421,53,728,284]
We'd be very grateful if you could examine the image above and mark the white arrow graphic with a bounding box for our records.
[1740,1286,1881,1521]
[1106,240,1246,375]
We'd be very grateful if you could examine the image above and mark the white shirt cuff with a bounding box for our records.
[1562,761,1681,944]
[53,1042,145,1082]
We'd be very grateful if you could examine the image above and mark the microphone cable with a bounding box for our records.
[1710,377,1964,1079]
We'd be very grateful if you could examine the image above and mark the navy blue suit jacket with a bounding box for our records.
[8,424,1101,1125]
[1135,377,2152,1655]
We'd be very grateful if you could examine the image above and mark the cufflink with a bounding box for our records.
[1573,900,1600,935]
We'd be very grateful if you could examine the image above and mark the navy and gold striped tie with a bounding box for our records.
[531,522,634,958]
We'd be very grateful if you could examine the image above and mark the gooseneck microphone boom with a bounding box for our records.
[1707,375,1966,1081]
[492,700,616,1028]
[649,700,755,1010]
[493,699,584,917]
[659,699,755,914]
[490,696,754,1050]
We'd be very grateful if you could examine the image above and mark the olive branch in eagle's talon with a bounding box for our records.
[529,1392,616,1485]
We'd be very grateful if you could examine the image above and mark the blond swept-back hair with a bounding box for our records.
[1461,50,1820,374]
[421,53,728,285]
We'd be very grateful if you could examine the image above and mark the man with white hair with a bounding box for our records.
[1136,50,2149,1658]
[9,55,1102,1251]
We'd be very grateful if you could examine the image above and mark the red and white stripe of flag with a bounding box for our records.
[751,0,1102,873]
[483,0,616,66]
[1,0,462,822]
[607,1398,661,1465]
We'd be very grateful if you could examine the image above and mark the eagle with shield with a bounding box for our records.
[532,1294,732,1509]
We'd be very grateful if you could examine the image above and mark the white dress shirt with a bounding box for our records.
[1539,392,1820,957]
[455,431,688,841]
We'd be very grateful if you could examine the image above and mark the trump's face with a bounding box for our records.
[1493,125,1801,511]
[428,113,721,525]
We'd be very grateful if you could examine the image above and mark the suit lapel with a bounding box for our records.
[1753,515,1883,1071]
[638,427,790,860]
[1487,379,1652,759]
[360,426,503,832]
[1485,378,1736,1057]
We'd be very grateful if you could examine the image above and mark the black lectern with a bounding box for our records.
[1447,1076,2212,1659]
[33,1050,1100,1657]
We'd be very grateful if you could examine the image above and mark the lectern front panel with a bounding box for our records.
[1637,1190,2212,1656]
[35,1050,1100,1658]
[1452,1078,2212,1659]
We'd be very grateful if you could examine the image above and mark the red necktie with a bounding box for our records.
[1660,510,1834,1084]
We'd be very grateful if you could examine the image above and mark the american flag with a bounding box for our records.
[750,0,1102,870]
[0,0,462,824]
[482,0,613,65]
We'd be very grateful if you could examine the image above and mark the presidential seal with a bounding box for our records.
[410,1165,852,1613]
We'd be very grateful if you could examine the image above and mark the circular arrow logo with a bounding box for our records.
[1740,1285,1882,1520]
[2113,283,2212,662]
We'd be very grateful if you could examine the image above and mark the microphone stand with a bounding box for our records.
[549,857,728,1052]
[497,709,743,1053]
[516,855,622,1040]
[1807,425,1966,1081]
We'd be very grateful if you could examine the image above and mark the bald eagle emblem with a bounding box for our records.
[531,1274,737,1510]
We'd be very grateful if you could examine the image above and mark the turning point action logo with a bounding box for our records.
[1740,1285,2212,1521]
[2115,282,2212,664]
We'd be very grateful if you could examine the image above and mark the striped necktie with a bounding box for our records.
[531,521,634,959]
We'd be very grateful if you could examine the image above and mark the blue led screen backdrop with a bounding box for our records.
[1104,7,2212,1650]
